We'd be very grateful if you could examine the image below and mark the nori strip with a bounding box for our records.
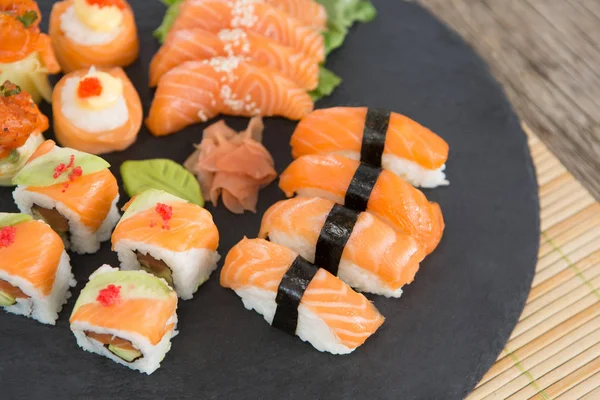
[314,204,360,276]
[360,109,390,167]
[344,163,382,212]
[272,256,319,335]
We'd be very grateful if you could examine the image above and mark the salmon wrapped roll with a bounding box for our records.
[279,154,445,254]
[0,81,46,185]
[49,0,139,73]
[0,213,75,325]
[52,66,142,154]
[260,197,426,297]
[0,1,61,103]
[70,265,178,374]
[112,189,220,300]
[12,140,120,254]
[221,238,384,354]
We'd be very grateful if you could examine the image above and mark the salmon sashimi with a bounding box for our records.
[291,107,450,188]
[171,0,325,62]
[13,140,120,254]
[221,238,384,354]
[70,265,178,374]
[146,57,313,136]
[264,0,327,30]
[49,0,140,73]
[149,28,319,90]
[52,66,142,154]
[279,154,445,254]
[0,0,42,29]
[259,197,425,297]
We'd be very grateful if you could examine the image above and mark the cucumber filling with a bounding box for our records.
[135,251,174,288]
[0,290,16,307]
[0,279,29,306]
[85,331,143,363]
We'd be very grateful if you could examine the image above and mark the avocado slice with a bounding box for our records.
[0,291,16,306]
[136,251,174,287]
[108,344,143,363]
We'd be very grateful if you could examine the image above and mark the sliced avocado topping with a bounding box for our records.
[0,213,33,228]
[12,146,110,187]
[0,291,16,307]
[120,189,187,223]
[136,251,174,287]
[108,344,143,363]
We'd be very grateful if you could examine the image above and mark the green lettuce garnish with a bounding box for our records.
[152,0,375,101]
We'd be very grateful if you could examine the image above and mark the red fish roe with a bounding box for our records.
[149,220,156,228]
[85,0,126,9]
[53,163,67,178]
[77,77,102,99]
[0,226,16,248]
[66,154,75,168]
[68,166,83,181]
[96,284,121,306]
[155,203,173,230]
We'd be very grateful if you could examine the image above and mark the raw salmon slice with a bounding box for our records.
[171,0,325,62]
[279,154,445,254]
[265,0,327,30]
[146,56,313,136]
[149,28,319,90]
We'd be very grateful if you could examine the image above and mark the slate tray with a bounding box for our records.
[0,0,540,398]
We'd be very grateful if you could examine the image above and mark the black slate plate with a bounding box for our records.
[0,1,540,399]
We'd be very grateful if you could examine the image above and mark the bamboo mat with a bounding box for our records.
[467,125,600,400]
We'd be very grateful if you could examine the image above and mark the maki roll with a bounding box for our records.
[52,66,142,154]
[221,238,384,354]
[12,140,120,254]
[112,189,220,300]
[0,81,46,186]
[70,265,178,374]
[279,154,445,254]
[0,0,61,103]
[291,107,450,188]
[49,0,139,73]
[0,213,75,325]
[259,197,425,297]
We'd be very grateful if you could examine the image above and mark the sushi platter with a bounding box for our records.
[0,0,540,398]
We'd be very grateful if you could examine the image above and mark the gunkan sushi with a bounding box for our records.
[221,238,384,354]
[12,140,120,254]
[70,265,178,374]
[112,189,220,300]
[259,197,425,297]
[0,213,75,325]
[290,107,450,188]
[279,154,445,254]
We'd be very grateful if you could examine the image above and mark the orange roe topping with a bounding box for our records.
[149,220,157,228]
[0,226,16,248]
[96,284,121,307]
[77,77,103,99]
[85,0,126,9]
[155,203,172,230]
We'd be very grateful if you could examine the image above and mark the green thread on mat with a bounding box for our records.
[543,232,600,301]
[504,347,552,400]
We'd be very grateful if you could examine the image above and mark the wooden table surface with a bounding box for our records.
[417,0,600,200]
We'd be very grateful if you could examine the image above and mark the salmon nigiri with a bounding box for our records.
[221,238,384,354]
[264,0,327,30]
[146,56,313,136]
[53,66,142,154]
[291,107,450,188]
[49,0,139,73]
[149,28,319,90]
[279,154,445,254]
[259,197,426,297]
[171,0,325,62]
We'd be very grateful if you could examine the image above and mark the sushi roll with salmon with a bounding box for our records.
[0,213,75,325]
[149,28,320,90]
[70,265,178,374]
[49,0,139,73]
[291,107,450,188]
[0,0,61,103]
[112,189,220,300]
[12,140,120,254]
[221,238,384,354]
[279,154,445,254]
[52,66,142,154]
[0,81,47,185]
[146,56,313,136]
[259,197,425,297]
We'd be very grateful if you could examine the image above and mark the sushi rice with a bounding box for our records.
[59,4,121,46]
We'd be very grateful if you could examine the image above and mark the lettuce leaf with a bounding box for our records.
[309,66,342,101]
[153,0,184,43]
